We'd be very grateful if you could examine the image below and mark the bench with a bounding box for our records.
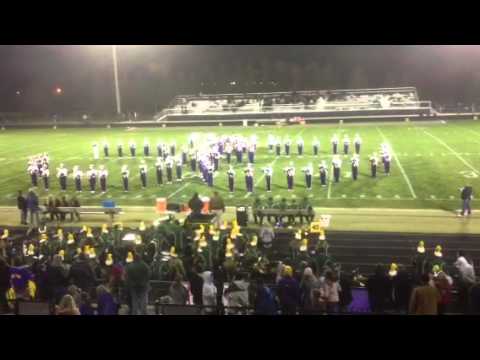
[39,206,123,226]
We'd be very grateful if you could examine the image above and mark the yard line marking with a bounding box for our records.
[430,195,436,199]
[376,127,417,199]
[360,194,365,198]
[394,195,400,199]
[341,194,346,198]
[167,182,191,199]
[376,195,382,199]
[450,195,454,200]
[423,130,480,174]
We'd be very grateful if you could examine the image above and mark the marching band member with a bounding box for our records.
[207,162,214,187]
[155,157,164,185]
[284,163,295,191]
[236,141,243,163]
[248,143,256,164]
[332,155,342,183]
[268,134,275,152]
[343,134,350,155]
[99,165,109,193]
[244,164,254,193]
[28,162,39,188]
[227,165,235,193]
[225,141,233,164]
[87,165,97,193]
[284,137,291,157]
[181,146,188,165]
[370,153,378,178]
[263,165,273,192]
[143,138,150,157]
[275,137,282,156]
[157,140,163,157]
[129,140,136,157]
[354,134,362,154]
[139,160,148,188]
[121,165,129,192]
[319,160,328,187]
[103,140,109,158]
[41,165,50,192]
[213,151,220,171]
[176,157,183,182]
[57,163,68,192]
[384,151,392,176]
[331,134,339,154]
[117,141,123,157]
[165,156,174,184]
[170,141,176,156]
[189,149,197,172]
[73,166,83,192]
[351,155,359,181]
[313,137,320,156]
[303,163,313,190]
[297,137,304,157]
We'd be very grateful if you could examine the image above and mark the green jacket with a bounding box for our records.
[125,260,151,290]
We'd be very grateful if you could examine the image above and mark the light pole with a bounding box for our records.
[112,45,122,115]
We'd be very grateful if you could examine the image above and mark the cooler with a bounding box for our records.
[156,198,167,213]
[201,197,210,214]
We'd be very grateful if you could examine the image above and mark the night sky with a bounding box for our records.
[1,45,480,115]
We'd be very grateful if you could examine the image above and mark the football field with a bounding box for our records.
[1,119,480,211]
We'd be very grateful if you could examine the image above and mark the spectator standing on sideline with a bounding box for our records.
[277,265,300,315]
[459,184,473,217]
[409,274,441,315]
[26,189,40,230]
[210,191,225,228]
[125,253,151,315]
[17,191,27,225]
[70,196,81,222]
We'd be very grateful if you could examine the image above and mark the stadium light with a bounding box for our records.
[16,90,21,95]
[112,45,122,115]
[55,87,63,95]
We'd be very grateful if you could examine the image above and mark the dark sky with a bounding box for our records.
[1,45,480,115]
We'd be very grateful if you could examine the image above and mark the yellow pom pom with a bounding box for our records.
[126,251,134,263]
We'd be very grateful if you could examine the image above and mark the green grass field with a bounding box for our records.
[1,119,480,211]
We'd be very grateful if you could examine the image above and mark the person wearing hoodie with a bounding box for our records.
[254,277,277,315]
[454,251,476,313]
[224,273,249,314]
[202,270,217,314]
[299,267,317,314]
[277,265,300,315]
[45,254,69,305]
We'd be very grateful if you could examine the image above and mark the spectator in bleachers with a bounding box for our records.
[55,294,80,315]
[96,284,118,315]
[201,271,217,314]
[434,271,453,315]
[277,265,299,315]
[470,280,480,314]
[168,275,189,305]
[69,253,96,293]
[45,254,69,305]
[67,284,82,308]
[79,291,95,315]
[454,251,476,313]
[299,267,317,314]
[409,274,441,315]
[366,264,392,314]
[339,271,353,313]
[125,252,151,315]
[0,257,9,313]
[224,273,249,314]
[212,260,227,314]
[187,266,204,306]
[392,265,412,314]
[322,270,341,313]
[253,277,277,315]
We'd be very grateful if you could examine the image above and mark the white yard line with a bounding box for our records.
[376,127,417,199]
[167,182,191,199]
[327,164,333,199]
[423,129,480,174]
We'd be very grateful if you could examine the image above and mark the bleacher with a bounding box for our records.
[155,87,433,124]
